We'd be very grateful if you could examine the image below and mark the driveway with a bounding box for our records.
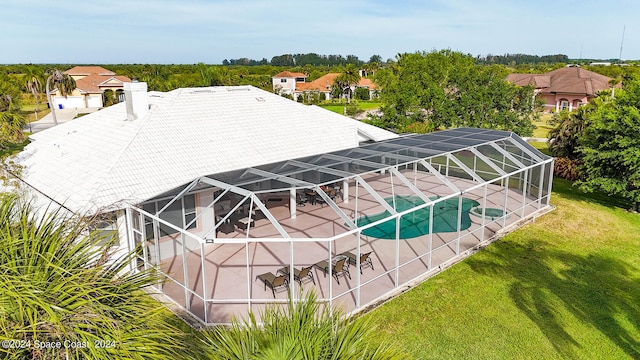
[26,108,99,133]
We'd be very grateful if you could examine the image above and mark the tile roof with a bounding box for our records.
[65,66,115,76]
[507,67,613,96]
[295,73,379,92]
[542,67,612,95]
[16,85,397,214]
[74,74,132,93]
[273,71,307,78]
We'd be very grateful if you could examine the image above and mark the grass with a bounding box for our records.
[532,113,553,138]
[365,168,640,358]
[319,101,381,115]
[0,138,31,158]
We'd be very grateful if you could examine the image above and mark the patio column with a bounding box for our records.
[290,188,296,219]
[342,179,349,203]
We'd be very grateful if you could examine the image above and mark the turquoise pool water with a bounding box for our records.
[356,195,480,239]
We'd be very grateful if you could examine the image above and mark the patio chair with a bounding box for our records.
[313,258,350,285]
[255,272,289,298]
[339,251,374,274]
[314,194,327,207]
[296,193,308,207]
[278,265,316,286]
[216,216,235,235]
[326,188,338,201]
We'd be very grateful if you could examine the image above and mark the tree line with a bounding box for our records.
[223,53,385,67]
[476,53,570,65]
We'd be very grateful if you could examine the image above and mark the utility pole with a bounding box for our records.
[619,25,626,62]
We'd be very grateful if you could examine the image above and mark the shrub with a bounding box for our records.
[554,156,582,181]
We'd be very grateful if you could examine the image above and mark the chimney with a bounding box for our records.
[124,81,148,121]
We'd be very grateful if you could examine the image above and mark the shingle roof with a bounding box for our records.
[16,85,397,214]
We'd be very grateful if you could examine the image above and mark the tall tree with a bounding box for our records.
[45,69,76,126]
[373,50,537,135]
[0,194,190,359]
[578,78,640,211]
[23,66,43,115]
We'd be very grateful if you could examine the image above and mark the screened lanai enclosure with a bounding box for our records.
[125,128,554,325]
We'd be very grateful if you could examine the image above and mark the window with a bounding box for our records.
[280,78,287,83]
[142,194,197,239]
[560,100,569,111]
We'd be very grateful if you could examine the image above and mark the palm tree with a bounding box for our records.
[0,112,26,149]
[202,291,407,359]
[45,69,76,126]
[334,64,361,104]
[609,77,622,98]
[0,79,27,150]
[0,194,190,359]
[23,66,43,116]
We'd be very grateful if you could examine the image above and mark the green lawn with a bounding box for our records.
[320,105,346,115]
[366,169,640,358]
[533,113,554,138]
[319,102,381,115]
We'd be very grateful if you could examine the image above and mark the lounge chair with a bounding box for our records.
[313,258,350,284]
[255,272,289,298]
[339,251,374,274]
[278,265,315,286]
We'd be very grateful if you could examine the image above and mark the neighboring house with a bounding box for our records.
[272,72,379,101]
[506,67,616,112]
[50,66,131,110]
[271,71,307,96]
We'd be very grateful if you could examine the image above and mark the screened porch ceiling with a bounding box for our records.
[144,127,552,242]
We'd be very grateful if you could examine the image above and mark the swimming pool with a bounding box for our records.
[356,195,480,239]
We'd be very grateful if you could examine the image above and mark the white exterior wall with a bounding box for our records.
[87,94,103,108]
[272,77,297,95]
[53,96,85,109]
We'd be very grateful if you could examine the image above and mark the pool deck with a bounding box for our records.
[150,170,549,324]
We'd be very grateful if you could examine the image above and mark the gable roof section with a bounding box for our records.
[74,74,132,93]
[16,86,397,214]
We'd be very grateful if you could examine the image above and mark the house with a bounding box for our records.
[506,67,616,112]
[272,72,379,101]
[10,83,553,325]
[271,71,307,96]
[15,83,398,216]
[50,66,131,110]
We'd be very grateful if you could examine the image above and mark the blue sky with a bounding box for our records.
[2,0,638,64]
